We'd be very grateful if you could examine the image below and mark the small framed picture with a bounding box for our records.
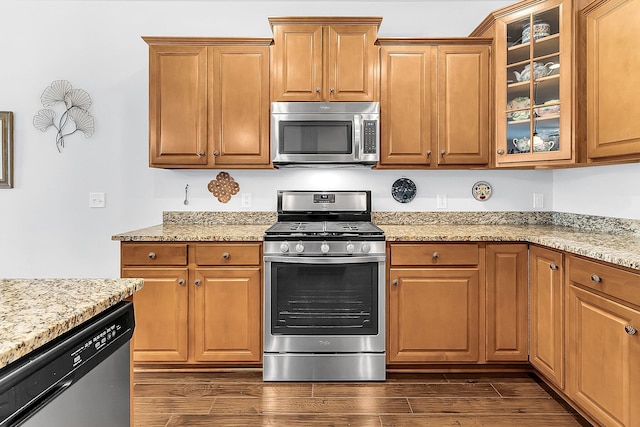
[0,111,13,188]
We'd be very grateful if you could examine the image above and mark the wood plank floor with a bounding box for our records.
[133,371,592,426]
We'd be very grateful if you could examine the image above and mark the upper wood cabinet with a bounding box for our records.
[583,0,640,163]
[378,39,490,168]
[473,0,577,167]
[144,37,271,169]
[269,17,381,102]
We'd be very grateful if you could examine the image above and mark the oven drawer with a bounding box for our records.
[568,255,640,306]
[389,243,479,266]
[194,243,261,266]
[121,243,187,266]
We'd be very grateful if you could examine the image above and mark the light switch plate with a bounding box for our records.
[533,193,544,209]
[436,194,447,209]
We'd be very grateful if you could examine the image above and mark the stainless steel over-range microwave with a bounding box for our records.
[271,102,380,167]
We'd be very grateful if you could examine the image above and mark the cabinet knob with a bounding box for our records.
[198,151,205,157]
[316,87,321,94]
[178,278,186,286]
[426,150,432,157]
[148,252,156,259]
[392,279,399,286]
[625,325,637,335]
[330,88,335,94]
[213,150,220,157]
[549,263,559,270]
[194,279,201,286]
[497,149,505,155]
[432,252,439,259]
[590,274,602,283]
[222,252,230,260]
[440,150,446,157]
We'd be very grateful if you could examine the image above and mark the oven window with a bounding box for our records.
[270,262,378,335]
[279,121,352,154]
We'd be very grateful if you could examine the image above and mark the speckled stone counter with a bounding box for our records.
[0,278,144,369]
[111,211,640,271]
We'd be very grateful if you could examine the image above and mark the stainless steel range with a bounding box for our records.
[263,190,385,381]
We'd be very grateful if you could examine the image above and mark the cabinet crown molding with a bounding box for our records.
[268,16,383,29]
[142,36,273,46]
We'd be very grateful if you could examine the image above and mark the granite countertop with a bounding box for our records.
[111,211,640,271]
[0,278,144,369]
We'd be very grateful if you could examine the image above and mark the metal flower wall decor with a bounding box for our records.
[33,80,95,152]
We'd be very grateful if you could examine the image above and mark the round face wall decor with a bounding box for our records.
[392,178,417,203]
[472,181,493,201]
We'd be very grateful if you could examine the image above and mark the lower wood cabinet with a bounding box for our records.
[529,245,565,389]
[485,244,528,362]
[387,243,481,363]
[388,242,530,365]
[566,255,640,427]
[121,242,262,366]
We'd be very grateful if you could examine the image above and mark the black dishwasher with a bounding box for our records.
[0,301,135,427]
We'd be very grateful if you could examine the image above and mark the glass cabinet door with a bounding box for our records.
[497,0,572,165]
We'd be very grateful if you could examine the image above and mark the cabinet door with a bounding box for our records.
[148,45,208,167]
[379,45,435,166]
[122,268,189,362]
[437,45,489,166]
[529,245,565,389]
[495,0,574,166]
[585,0,640,161]
[270,25,323,101]
[567,284,640,426]
[388,268,480,363]
[327,25,378,102]
[209,46,270,166]
[193,268,262,362]
[485,244,528,362]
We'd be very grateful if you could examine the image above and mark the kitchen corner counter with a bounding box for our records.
[381,224,640,271]
[111,223,272,242]
[0,278,144,369]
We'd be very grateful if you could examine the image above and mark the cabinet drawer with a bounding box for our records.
[194,243,261,266]
[121,243,187,266]
[389,243,479,266]
[568,255,640,307]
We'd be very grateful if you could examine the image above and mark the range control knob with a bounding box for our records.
[346,242,355,254]
[295,242,305,253]
[321,241,330,254]
[279,242,289,253]
[361,243,371,254]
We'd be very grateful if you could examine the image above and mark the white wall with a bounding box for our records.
[0,0,636,279]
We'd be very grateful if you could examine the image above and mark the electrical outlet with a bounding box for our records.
[436,194,447,209]
[241,193,252,208]
[533,193,544,209]
[89,192,106,208]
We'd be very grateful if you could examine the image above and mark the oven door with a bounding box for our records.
[263,255,385,354]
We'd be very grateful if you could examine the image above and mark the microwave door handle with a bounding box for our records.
[353,114,362,159]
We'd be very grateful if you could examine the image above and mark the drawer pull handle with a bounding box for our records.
[178,279,186,286]
[194,279,201,286]
[625,325,637,336]
[549,263,558,270]
[148,252,156,259]
[432,252,440,259]
[222,252,230,260]
[590,274,601,283]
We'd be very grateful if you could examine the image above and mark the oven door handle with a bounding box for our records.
[264,255,385,264]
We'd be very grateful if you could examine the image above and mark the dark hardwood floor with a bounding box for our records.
[133,371,591,426]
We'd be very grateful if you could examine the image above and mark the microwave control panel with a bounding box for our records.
[363,120,378,154]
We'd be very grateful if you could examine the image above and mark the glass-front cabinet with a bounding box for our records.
[495,0,573,166]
